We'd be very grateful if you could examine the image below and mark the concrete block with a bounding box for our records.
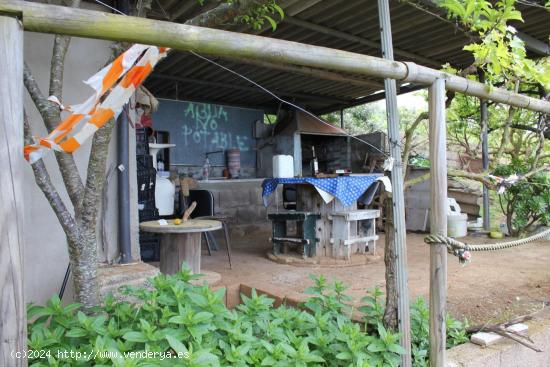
[249,187,265,205]
[471,324,528,347]
[237,207,265,223]
[448,317,550,367]
[98,262,160,301]
[219,189,251,207]
[470,332,503,347]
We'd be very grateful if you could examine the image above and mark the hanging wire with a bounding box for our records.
[154,0,171,19]
[190,51,391,157]
[94,0,126,15]
[516,0,549,10]
[93,0,392,157]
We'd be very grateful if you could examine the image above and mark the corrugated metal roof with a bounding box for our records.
[142,0,549,113]
[295,110,348,135]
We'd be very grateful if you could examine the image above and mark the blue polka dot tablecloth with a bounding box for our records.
[261,175,381,207]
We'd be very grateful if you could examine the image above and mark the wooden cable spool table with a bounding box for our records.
[140,219,222,274]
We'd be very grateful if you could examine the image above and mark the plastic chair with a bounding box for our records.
[282,184,297,210]
[357,181,381,206]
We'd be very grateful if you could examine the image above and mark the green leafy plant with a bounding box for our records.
[27,269,468,366]
[358,290,468,367]
[233,0,284,30]
[493,158,550,235]
[407,298,468,367]
[27,269,406,366]
[438,0,550,89]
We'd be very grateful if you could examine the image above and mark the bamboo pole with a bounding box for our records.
[0,14,26,367]
[479,71,490,231]
[428,78,448,367]
[377,1,412,366]
[2,0,550,114]
[222,56,383,88]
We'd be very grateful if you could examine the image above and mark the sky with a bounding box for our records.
[370,90,428,111]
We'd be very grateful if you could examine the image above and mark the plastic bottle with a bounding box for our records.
[311,146,319,176]
[202,157,211,180]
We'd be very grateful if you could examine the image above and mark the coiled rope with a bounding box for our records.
[424,227,550,263]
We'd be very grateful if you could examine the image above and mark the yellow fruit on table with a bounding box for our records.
[173,218,182,225]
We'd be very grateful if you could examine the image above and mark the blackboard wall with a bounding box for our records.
[152,99,263,167]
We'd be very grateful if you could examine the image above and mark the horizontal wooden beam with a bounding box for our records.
[2,1,550,113]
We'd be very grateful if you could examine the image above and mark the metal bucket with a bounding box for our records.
[226,148,240,178]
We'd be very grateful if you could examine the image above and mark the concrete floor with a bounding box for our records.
[172,228,550,324]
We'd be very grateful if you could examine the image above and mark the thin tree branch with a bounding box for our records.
[402,111,428,179]
[405,164,549,190]
[49,0,80,97]
[23,63,85,209]
[24,113,80,248]
[495,81,520,161]
[23,63,60,132]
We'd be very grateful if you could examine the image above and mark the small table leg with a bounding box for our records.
[160,233,202,274]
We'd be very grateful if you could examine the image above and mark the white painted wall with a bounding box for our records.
[23,2,140,304]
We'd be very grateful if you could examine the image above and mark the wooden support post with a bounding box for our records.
[377,1,412,365]
[479,72,490,231]
[428,78,448,367]
[0,15,26,367]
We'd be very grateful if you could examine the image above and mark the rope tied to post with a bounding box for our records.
[425,227,550,264]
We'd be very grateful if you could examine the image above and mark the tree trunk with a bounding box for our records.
[73,119,115,309]
[383,195,398,330]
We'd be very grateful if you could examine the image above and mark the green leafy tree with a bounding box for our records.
[493,159,550,235]
[438,0,550,89]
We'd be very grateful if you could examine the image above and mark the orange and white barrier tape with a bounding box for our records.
[24,44,169,163]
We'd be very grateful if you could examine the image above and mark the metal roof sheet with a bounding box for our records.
[141,0,549,113]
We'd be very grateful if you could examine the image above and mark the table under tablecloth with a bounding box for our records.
[262,175,388,206]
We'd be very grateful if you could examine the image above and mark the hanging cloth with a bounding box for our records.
[24,44,169,163]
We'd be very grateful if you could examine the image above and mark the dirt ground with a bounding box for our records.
[199,229,550,324]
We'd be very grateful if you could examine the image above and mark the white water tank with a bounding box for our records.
[155,176,175,216]
[273,155,294,178]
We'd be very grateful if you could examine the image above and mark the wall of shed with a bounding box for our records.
[405,167,482,231]
[23,2,140,304]
[197,180,281,234]
[152,98,263,179]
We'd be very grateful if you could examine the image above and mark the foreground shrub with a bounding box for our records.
[359,287,468,367]
[27,268,467,366]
